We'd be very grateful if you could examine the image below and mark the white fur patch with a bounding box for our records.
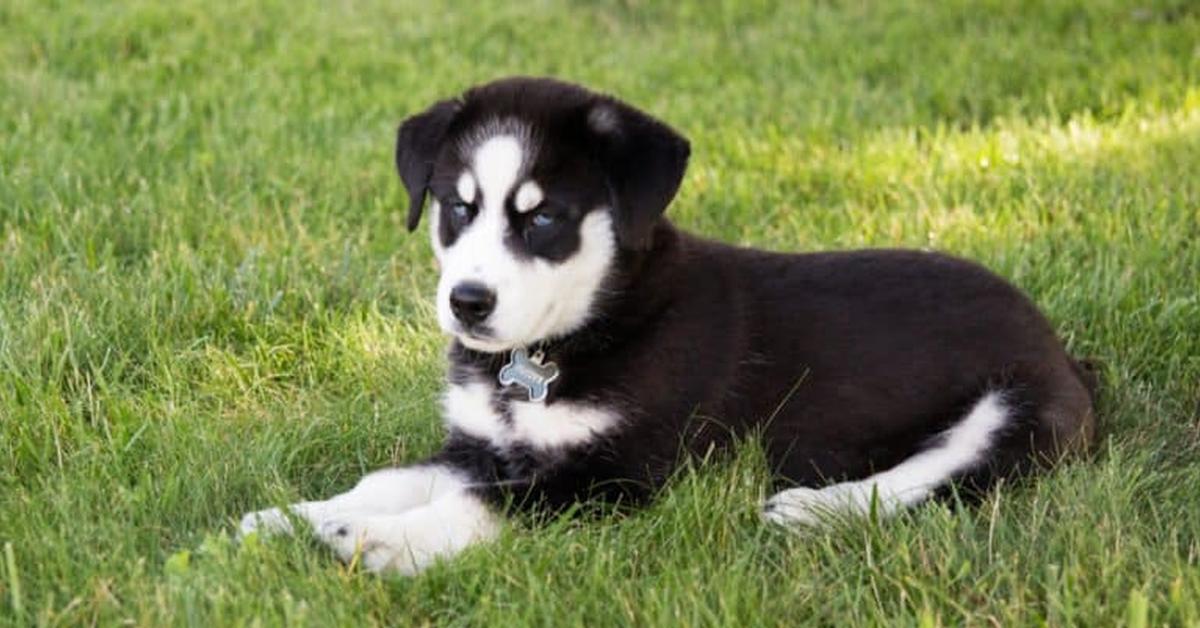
[473,135,524,209]
[508,397,620,449]
[239,456,500,576]
[240,463,498,575]
[429,200,445,261]
[514,181,544,212]
[456,172,477,204]
[239,464,471,537]
[764,392,1010,526]
[443,380,620,450]
[318,491,501,575]
[442,381,504,443]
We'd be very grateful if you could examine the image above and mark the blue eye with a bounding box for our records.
[530,210,556,228]
[449,202,474,226]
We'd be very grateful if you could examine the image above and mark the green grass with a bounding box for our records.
[2,0,1199,624]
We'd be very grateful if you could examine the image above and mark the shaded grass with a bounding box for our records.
[2,0,1199,625]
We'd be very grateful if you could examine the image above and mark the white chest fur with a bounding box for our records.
[441,381,619,449]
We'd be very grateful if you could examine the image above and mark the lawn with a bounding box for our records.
[2,0,1199,625]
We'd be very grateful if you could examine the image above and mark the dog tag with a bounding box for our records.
[498,347,560,403]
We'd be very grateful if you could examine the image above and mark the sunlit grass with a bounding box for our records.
[2,0,1198,625]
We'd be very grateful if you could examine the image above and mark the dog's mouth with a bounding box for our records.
[454,327,513,354]
[444,302,563,355]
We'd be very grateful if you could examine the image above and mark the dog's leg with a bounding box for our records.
[763,391,1012,526]
[317,490,501,575]
[239,464,468,536]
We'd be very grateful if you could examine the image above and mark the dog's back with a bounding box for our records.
[686,237,1097,497]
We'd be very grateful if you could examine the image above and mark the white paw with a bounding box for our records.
[762,485,857,527]
[317,518,361,560]
[239,507,295,537]
[317,518,423,575]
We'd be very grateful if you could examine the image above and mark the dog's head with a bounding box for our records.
[395,77,690,353]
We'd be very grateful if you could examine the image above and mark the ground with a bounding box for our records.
[1,0,1199,625]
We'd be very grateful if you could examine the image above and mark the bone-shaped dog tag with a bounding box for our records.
[498,347,560,402]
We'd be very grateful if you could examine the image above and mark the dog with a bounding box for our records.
[240,77,1097,574]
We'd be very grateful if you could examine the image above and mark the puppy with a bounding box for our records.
[241,77,1096,574]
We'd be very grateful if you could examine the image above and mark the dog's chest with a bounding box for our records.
[441,380,620,450]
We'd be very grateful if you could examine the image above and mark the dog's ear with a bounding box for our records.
[587,99,690,250]
[395,99,461,232]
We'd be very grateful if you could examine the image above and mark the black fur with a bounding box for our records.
[396,99,461,232]
[397,77,1097,516]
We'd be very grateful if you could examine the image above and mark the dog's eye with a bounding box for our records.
[529,209,556,228]
[449,201,475,227]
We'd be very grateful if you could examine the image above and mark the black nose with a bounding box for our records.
[449,282,496,326]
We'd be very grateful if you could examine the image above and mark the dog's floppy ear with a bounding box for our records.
[587,99,691,250]
[395,99,461,232]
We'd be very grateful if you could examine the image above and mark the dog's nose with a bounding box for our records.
[449,282,496,326]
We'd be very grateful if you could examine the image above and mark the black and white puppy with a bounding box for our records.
[241,77,1097,574]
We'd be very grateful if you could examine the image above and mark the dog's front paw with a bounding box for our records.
[239,507,295,537]
[762,485,856,527]
[317,518,361,559]
[317,517,422,575]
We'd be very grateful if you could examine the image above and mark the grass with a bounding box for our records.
[2,0,1199,624]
